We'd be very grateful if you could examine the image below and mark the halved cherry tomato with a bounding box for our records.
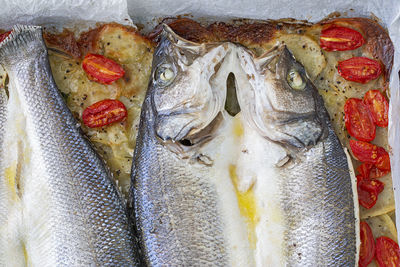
[350,140,379,163]
[363,90,389,127]
[320,25,364,51]
[358,181,379,209]
[356,174,364,183]
[357,163,373,180]
[82,53,125,85]
[375,151,391,171]
[82,99,127,128]
[359,178,384,195]
[359,221,375,267]
[370,167,390,179]
[344,98,376,142]
[338,57,382,84]
[0,31,11,43]
[357,163,389,179]
[376,236,400,267]
[349,140,389,165]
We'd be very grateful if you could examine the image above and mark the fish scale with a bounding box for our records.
[278,130,357,266]
[0,25,139,266]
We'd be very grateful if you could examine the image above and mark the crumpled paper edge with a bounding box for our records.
[0,0,133,31]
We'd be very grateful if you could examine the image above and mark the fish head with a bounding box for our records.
[150,25,230,147]
[237,44,328,149]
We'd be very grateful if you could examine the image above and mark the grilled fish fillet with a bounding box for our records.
[131,25,359,266]
[0,25,139,266]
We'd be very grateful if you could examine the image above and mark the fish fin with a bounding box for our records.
[0,25,44,60]
[162,23,200,47]
[162,23,207,55]
[254,43,285,72]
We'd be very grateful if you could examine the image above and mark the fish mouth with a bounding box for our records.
[156,112,223,156]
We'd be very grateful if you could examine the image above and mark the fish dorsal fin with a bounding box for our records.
[0,25,45,67]
[162,24,207,56]
[254,44,286,73]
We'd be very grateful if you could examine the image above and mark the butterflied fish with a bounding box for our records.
[131,25,359,266]
[0,25,139,266]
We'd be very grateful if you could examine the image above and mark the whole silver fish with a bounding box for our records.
[235,44,359,266]
[131,25,359,266]
[130,26,253,266]
[0,25,139,266]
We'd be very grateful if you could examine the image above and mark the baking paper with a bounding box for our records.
[0,0,133,30]
[127,0,400,240]
[127,0,399,30]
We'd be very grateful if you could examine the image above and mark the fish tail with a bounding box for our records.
[0,25,44,61]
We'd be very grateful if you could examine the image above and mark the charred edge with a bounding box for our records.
[0,25,43,59]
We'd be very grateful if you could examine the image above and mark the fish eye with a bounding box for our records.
[287,69,306,90]
[154,63,175,86]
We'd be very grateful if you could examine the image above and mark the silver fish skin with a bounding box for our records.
[236,44,359,266]
[131,26,254,266]
[0,25,139,266]
[0,84,9,266]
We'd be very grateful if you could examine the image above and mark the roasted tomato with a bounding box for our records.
[359,178,384,195]
[320,25,364,51]
[82,53,125,85]
[359,221,375,267]
[357,163,389,179]
[338,57,382,84]
[358,183,378,209]
[357,163,373,180]
[344,98,376,142]
[363,90,389,127]
[349,140,389,166]
[370,167,390,179]
[357,177,384,209]
[376,236,400,267]
[0,31,11,43]
[375,151,391,171]
[82,99,127,128]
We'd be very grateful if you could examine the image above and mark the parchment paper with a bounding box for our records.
[127,0,400,240]
[0,0,133,30]
[127,0,399,30]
